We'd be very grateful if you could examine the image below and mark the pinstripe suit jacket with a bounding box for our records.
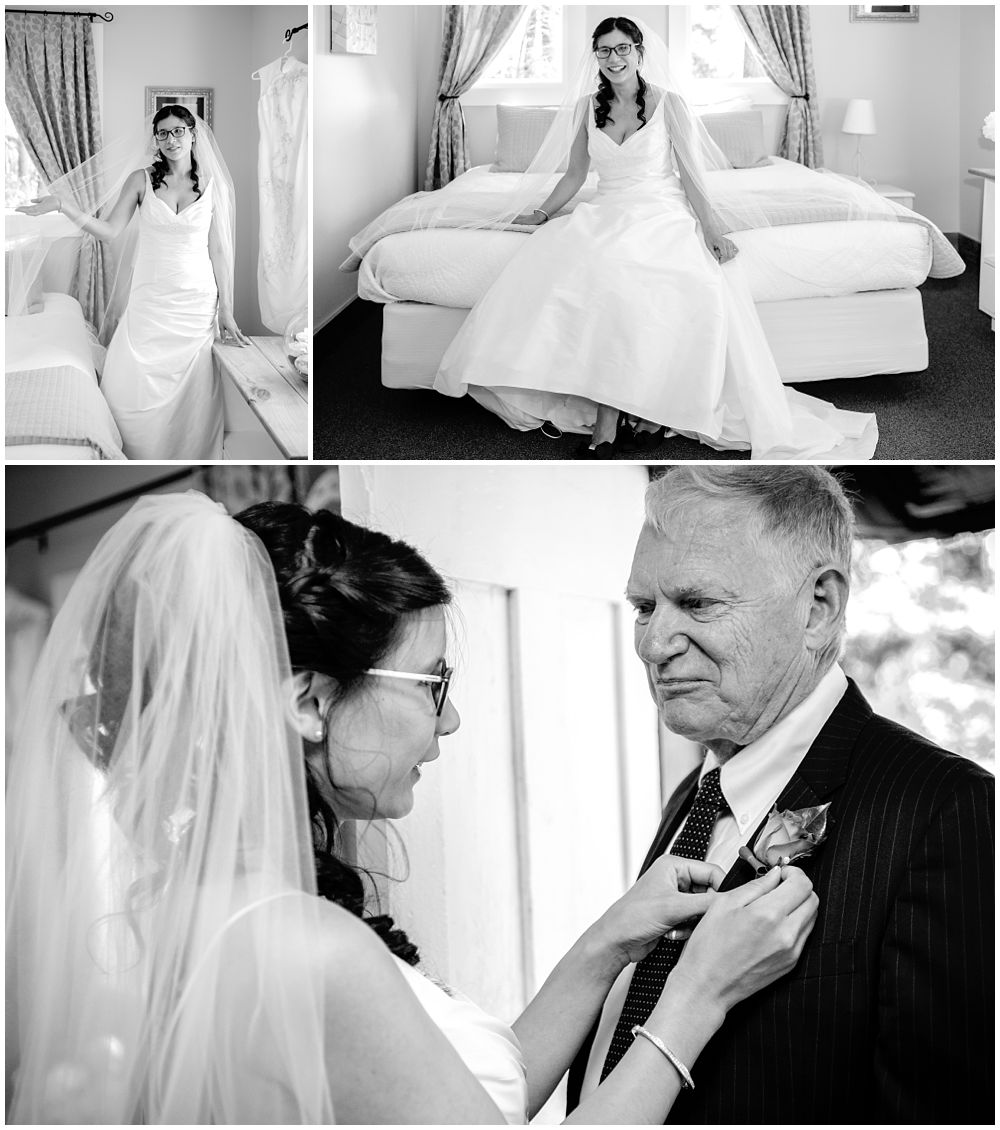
[567,679,995,1124]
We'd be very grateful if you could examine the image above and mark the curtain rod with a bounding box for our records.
[284,21,307,42]
[5,8,113,20]
[6,469,193,550]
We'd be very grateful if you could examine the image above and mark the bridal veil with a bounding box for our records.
[5,493,334,1123]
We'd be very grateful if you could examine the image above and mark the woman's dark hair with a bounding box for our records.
[234,502,453,966]
[592,17,647,133]
[150,104,200,198]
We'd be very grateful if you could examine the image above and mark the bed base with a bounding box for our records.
[380,288,928,390]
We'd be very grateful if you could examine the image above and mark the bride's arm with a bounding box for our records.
[512,856,720,1117]
[208,211,251,344]
[512,113,591,226]
[15,169,145,242]
[666,92,739,264]
[514,866,817,1123]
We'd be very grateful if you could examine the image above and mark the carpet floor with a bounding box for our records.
[314,261,994,461]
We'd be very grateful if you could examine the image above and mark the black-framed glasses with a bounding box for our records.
[594,43,634,60]
[154,126,191,141]
[364,659,454,717]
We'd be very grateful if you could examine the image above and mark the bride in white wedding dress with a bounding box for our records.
[432,17,878,461]
[7,493,817,1124]
[16,106,249,459]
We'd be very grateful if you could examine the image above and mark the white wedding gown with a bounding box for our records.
[396,958,529,1123]
[434,98,878,460]
[101,171,223,459]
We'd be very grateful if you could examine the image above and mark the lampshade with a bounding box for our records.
[842,99,877,135]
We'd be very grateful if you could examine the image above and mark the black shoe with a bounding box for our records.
[626,425,668,453]
[574,439,616,460]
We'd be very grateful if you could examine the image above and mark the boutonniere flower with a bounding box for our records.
[738,803,832,873]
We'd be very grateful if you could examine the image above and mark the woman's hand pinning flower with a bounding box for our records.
[740,803,832,872]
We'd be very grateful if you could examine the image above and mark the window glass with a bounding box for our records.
[5,105,44,209]
[479,5,564,84]
[689,5,765,82]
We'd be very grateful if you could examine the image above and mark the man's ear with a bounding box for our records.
[286,670,338,743]
[803,565,849,655]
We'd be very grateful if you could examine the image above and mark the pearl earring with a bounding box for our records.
[313,726,326,743]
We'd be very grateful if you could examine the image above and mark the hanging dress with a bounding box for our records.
[255,55,308,333]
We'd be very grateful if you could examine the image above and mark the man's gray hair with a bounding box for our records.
[644,466,855,666]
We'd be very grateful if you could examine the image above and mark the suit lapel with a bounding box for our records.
[719,680,873,889]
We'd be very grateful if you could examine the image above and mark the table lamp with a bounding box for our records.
[842,98,877,184]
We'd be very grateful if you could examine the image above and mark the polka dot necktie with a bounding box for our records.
[600,766,729,1080]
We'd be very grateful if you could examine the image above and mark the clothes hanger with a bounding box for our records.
[251,22,307,78]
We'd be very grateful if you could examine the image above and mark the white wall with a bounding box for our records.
[811,4,962,231]
[958,5,995,241]
[314,4,422,327]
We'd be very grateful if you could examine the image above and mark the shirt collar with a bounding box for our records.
[700,665,848,829]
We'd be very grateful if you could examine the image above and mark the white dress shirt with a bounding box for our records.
[579,664,848,1098]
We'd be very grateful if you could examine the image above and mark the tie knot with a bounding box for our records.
[694,766,728,816]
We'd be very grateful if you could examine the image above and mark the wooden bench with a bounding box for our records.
[214,335,308,458]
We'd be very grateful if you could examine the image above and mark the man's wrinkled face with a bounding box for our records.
[627,502,814,752]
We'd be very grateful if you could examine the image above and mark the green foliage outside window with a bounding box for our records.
[844,532,994,772]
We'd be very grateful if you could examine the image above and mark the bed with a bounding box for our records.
[5,215,125,460]
[344,108,963,391]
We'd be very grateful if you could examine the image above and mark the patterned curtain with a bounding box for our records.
[5,11,109,327]
[733,6,823,168]
[424,5,525,190]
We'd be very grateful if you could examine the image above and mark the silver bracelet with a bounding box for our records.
[631,1025,695,1090]
[533,208,549,222]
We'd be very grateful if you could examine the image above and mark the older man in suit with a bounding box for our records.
[568,465,993,1124]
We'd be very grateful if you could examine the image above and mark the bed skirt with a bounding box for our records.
[379,288,928,391]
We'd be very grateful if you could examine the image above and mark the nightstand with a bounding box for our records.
[872,183,915,211]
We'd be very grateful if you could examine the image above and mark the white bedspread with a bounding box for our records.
[5,292,124,459]
[355,161,935,308]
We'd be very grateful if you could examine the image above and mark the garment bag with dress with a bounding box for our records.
[254,24,308,336]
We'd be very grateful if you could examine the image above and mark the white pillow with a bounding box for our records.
[699,110,771,169]
[491,105,564,173]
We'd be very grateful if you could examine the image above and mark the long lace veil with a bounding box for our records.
[342,13,904,269]
[5,113,236,346]
[5,493,334,1123]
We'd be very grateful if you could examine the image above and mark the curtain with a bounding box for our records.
[424,5,525,190]
[5,11,109,328]
[733,6,823,168]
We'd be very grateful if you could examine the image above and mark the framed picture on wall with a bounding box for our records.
[849,5,919,22]
[145,86,215,127]
[331,6,377,55]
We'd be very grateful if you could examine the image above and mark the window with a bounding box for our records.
[480,5,565,85]
[669,5,785,106]
[5,105,44,209]
[689,5,766,82]
[464,5,584,107]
